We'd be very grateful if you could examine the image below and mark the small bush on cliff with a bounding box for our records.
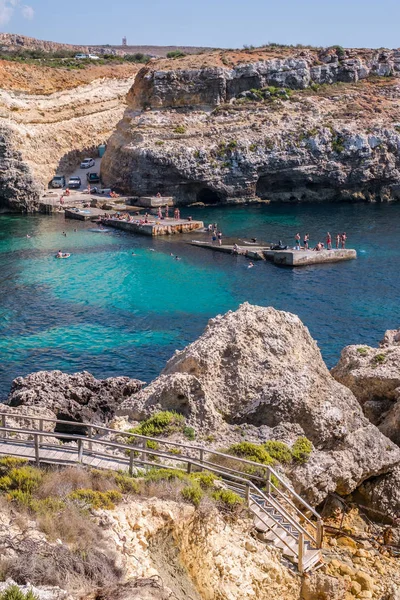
[373,353,386,364]
[167,50,186,59]
[227,442,275,466]
[0,466,42,494]
[212,489,244,511]
[263,440,292,464]
[357,347,368,355]
[68,489,122,510]
[0,457,28,475]
[173,125,186,134]
[291,437,313,463]
[129,411,185,439]
[0,585,38,600]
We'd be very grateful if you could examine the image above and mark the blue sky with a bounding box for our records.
[1,0,400,49]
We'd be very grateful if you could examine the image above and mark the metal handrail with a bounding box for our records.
[0,412,323,560]
[0,411,320,518]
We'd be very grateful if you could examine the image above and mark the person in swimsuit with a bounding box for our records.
[295,233,301,250]
[303,234,309,250]
[336,234,340,249]
[326,232,332,250]
[341,232,347,248]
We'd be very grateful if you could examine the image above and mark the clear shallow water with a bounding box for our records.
[0,203,399,399]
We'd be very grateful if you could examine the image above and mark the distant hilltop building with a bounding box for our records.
[122,36,127,46]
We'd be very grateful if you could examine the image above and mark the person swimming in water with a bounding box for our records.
[248,262,254,268]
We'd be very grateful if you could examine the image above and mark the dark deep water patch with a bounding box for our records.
[0,203,399,399]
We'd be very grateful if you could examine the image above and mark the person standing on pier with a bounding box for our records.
[303,233,309,250]
[217,231,223,246]
[336,234,340,249]
[326,232,332,250]
[295,233,301,250]
[341,232,347,248]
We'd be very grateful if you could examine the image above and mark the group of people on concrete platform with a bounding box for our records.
[207,223,223,246]
[294,232,347,251]
[156,206,181,220]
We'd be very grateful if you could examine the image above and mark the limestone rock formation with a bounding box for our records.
[118,303,400,505]
[6,370,143,431]
[332,329,400,445]
[0,125,41,211]
[358,465,400,520]
[101,47,400,204]
[0,60,138,211]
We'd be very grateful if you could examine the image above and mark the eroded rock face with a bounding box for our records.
[119,303,400,505]
[358,465,400,520]
[332,329,400,445]
[0,125,41,212]
[6,370,143,431]
[101,50,400,204]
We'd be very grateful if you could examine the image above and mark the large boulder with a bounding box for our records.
[332,329,400,445]
[118,303,400,505]
[6,370,143,433]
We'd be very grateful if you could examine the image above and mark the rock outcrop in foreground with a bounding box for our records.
[332,329,400,445]
[101,46,400,204]
[118,303,400,506]
[5,370,143,431]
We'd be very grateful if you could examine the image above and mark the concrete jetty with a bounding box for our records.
[190,241,357,266]
[102,217,204,237]
[65,206,130,221]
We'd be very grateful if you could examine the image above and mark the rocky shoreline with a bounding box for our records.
[1,303,400,599]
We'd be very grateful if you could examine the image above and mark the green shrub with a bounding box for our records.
[129,411,185,439]
[357,347,368,355]
[114,473,139,494]
[373,353,386,364]
[332,134,345,153]
[166,50,186,59]
[263,440,292,464]
[6,489,33,508]
[249,143,257,152]
[212,489,244,510]
[189,471,219,490]
[155,140,164,146]
[0,457,28,475]
[291,437,313,463]
[146,440,159,450]
[331,45,345,58]
[173,125,186,134]
[0,584,38,600]
[0,466,42,494]
[181,485,203,506]
[144,468,187,483]
[227,442,275,466]
[69,489,122,510]
[183,426,196,440]
[28,497,65,514]
[227,140,237,150]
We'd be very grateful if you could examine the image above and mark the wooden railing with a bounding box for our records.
[0,412,323,573]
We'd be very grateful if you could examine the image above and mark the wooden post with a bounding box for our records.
[34,433,40,467]
[199,448,204,472]
[141,439,147,463]
[78,438,84,463]
[39,419,43,445]
[317,519,324,548]
[266,469,271,496]
[1,414,6,439]
[88,426,93,452]
[298,532,304,574]
[129,449,134,476]
[187,461,192,474]
[245,484,250,505]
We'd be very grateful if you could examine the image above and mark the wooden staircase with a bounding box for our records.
[0,411,324,574]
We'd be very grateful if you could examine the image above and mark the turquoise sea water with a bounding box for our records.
[1,202,399,399]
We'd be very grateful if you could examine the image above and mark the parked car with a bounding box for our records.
[67,176,82,189]
[75,54,88,60]
[88,54,100,60]
[50,175,66,188]
[80,158,95,169]
[87,172,100,184]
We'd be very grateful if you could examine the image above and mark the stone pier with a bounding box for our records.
[102,217,204,236]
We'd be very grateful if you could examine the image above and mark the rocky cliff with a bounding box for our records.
[101,46,400,204]
[0,60,139,211]
[332,329,400,445]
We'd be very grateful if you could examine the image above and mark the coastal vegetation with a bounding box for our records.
[0,586,37,600]
[0,48,151,69]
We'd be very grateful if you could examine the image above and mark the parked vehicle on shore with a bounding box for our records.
[67,176,82,189]
[87,172,100,184]
[50,175,66,188]
[80,158,95,169]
